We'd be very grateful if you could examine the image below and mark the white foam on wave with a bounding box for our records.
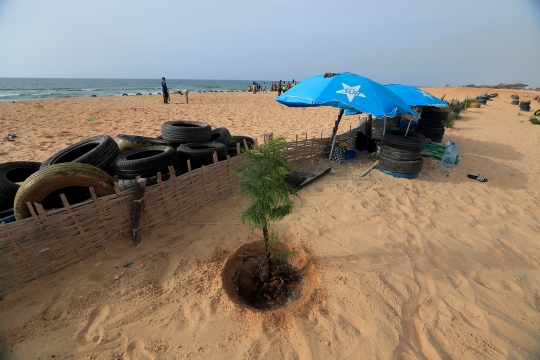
[31,93,52,96]
[0,93,20,97]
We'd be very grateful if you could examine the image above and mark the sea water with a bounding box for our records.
[0,78,276,103]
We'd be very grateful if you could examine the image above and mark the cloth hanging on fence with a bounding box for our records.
[330,145,346,164]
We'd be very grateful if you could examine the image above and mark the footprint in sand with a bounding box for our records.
[77,305,110,346]
[42,288,73,321]
[158,253,182,292]
[127,340,155,360]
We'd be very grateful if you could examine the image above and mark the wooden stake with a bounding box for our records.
[130,178,147,246]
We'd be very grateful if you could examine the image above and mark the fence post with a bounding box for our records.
[131,178,147,246]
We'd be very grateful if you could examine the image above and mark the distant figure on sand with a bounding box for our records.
[277,80,282,96]
[263,83,267,92]
[161,77,170,104]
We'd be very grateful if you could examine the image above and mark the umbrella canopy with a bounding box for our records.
[275,72,420,119]
[385,84,448,108]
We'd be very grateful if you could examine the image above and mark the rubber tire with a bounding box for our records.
[114,134,171,153]
[114,146,178,179]
[115,169,182,192]
[380,146,421,161]
[417,120,445,129]
[429,136,444,143]
[534,109,540,116]
[378,155,423,174]
[421,107,450,120]
[161,120,212,144]
[382,130,426,151]
[416,126,445,136]
[0,161,42,211]
[177,142,228,170]
[40,135,120,170]
[13,163,115,220]
[228,135,254,149]
[210,127,232,145]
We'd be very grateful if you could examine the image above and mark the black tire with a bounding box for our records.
[429,136,444,143]
[534,109,540,116]
[382,130,426,151]
[177,142,228,170]
[378,155,423,174]
[40,135,120,170]
[416,126,445,137]
[421,107,450,120]
[114,134,171,153]
[113,146,179,179]
[210,127,232,145]
[228,135,254,149]
[115,168,181,192]
[380,146,421,161]
[13,163,115,220]
[161,120,212,144]
[0,161,42,211]
[417,120,445,129]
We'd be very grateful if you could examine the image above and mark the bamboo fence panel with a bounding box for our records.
[0,127,361,299]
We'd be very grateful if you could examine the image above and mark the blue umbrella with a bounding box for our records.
[275,72,419,159]
[385,84,448,108]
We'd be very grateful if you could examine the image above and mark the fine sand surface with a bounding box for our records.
[1,87,540,359]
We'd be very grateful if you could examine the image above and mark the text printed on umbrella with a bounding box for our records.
[417,89,435,99]
[336,83,366,102]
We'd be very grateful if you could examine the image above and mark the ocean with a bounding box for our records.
[0,78,276,102]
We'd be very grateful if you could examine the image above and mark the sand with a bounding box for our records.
[1,87,540,359]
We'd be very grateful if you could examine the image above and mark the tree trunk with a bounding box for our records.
[262,226,271,282]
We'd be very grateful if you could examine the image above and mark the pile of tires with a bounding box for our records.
[379,130,426,174]
[511,95,519,100]
[1,120,252,220]
[511,99,520,106]
[415,106,449,143]
[519,100,531,111]
[477,97,488,105]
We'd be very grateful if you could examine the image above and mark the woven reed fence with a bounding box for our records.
[0,126,360,299]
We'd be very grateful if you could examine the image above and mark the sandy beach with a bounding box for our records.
[1,87,540,359]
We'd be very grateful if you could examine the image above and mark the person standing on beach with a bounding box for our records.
[277,80,282,96]
[263,83,267,92]
[161,77,170,104]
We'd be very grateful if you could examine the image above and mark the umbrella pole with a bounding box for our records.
[383,116,387,137]
[328,108,345,160]
[404,119,412,137]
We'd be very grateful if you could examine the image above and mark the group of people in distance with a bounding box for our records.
[248,80,298,94]
[273,80,297,96]
[249,81,267,93]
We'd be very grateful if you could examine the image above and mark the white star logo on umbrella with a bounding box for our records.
[336,83,366,102]
[418,89,435,99]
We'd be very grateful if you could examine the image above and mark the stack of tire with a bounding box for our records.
[511,99,520,106]
[490,93,498,98]
[476,95,489,105]
[519,100,531,112]
[415,106,449,143]
[379,130,426,175]
[0,120,254,221]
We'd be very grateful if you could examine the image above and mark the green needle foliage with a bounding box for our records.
[234,137,299,270]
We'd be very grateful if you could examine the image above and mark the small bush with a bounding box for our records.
[446,112,457,128]
[530,116,540,125]
[463,97,473,108]
[451,106,461,116]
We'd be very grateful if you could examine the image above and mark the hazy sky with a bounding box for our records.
[1,0,539,87]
